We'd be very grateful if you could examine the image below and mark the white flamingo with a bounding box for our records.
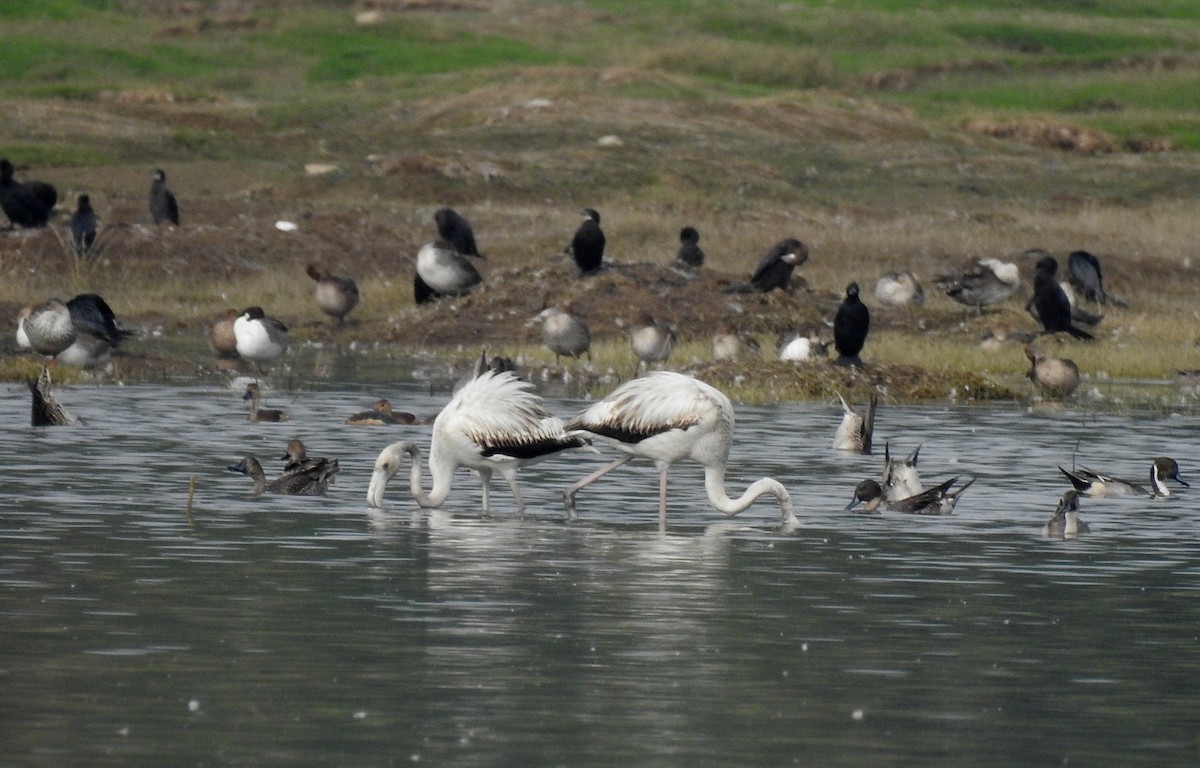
[562,371,799,532]
[366,369,589,514]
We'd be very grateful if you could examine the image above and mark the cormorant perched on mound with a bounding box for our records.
[723,237,808,294]
[149,168,180,226]
[69,194,97,257]
[1032,255,1093,341]
[833,282,870,366]
[1067,250,1126,307]
[0,158,56,228]
[675,226,704,269]
[567,208,605,275]
[434,207,483,258]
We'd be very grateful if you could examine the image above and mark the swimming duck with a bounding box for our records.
[1025,340,1080,399]
[675,226,704,269]
[712,323,760,362]
[233,306,289,368]
[1031,255,1093,340]
[846,475,974,516]
[1059,457,1188,498]
[933,257,1020,313]
[631,313,675,374]
[1043,490,1089,538]
[243,382,287,423]
[723,237,808,294]
[279,438,339,479]
[832,393,876,454]
[28,365,79,427]
[882,443,924,501]
[305,263,360,325]
[874,271,925,307]
[149,168,180,226]
[416,239,482,297]
[228,455,339,496]
[567,208,605,276]
[0,158,56,229]
[69,194,97,258]
[535,306,591,365]
[833,282,870,366]
[346,398,418,426]
[20,299,76,360]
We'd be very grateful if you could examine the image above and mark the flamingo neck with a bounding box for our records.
[407,444,452,508]
[702,466,796,526]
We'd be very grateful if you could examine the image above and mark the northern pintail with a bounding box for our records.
[208,309,240,359]
[306,263,359,325]
[874,271,925,307]
[1025,340,1080,399]
[416,239,482,297]
[882,443,924,501]
[228,455,339,496]
[845,475,974,515]
[712,324,760,362]
[346,398,418,426]
[832,392,876,454]
[535,306,591,365]
[0,158,56,229]
[833,282,870,366]
[567,208,605,276]
[723,238,808,294]
[778,328,826,362]
[20,299,76,360]
[933,257,1020,313]
[233,306,288,368]
[1059,457,1188,498]
[631,312,675,374]
[243,382,287,423]
[675,226,704,269]
[278,439,341,489]
[28,366,79,427]
[1043,490,1089,538]
[149,168,179,225]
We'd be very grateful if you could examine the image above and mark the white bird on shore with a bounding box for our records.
[366,369,589,514]
[562,371,799,532]
[233,306,288,369]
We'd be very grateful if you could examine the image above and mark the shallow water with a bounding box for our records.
[1,379,1198,766]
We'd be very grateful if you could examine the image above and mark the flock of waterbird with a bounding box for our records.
[3,159,1180,536]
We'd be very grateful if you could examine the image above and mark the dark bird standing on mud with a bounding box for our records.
[0,158,57,229]
[675,226,704,269]
[567,208,605,275]
[1032,255,1094,341]
[833,282,870,366]
[723,237,808,294]
[69,194,97,257]
[149,168,180,226]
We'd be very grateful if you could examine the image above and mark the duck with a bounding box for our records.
[933,257,1020,313]
[279,438,339,479]
[208,309,240,359]
[1067,250,1125,307]
[305,263,360,325]
[567,208,605,275]
[28,365,80,427]
[631,312,675,374]
[20,299,76,361]
[832,393,877,454]
[675,225,704,269]
[1059,457,1188,498]
[1031,255,1093,340]
[68,194,97,258]
[149,168,180,226]
[833,282,870,366]
[416,239,482,297]
[58,292,136,369]
[535,306,591,364]
[434,207,483,258]
[723,237,808,294]
[1043,490,1089,538]
[243,382,287,423]
[1025,340,1080,399]
[778,329,826,362]
[228,455,339,496]
[346,398,419,426]
[845,476,974,515]
[881,443,924,501]
[712,324,760,362]
[0,158,56,228]
[233,306,289,369]
[874,271,925,307]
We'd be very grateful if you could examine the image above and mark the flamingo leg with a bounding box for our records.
[502,470,526,515]
[563,455,632,521]
[477,468,493,516]
[659,469,669,533]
